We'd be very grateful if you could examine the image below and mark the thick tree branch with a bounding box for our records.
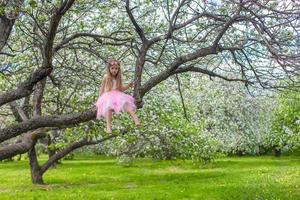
[0,0,24,52]
[0,68,52,107]
[0,129,45,161]
[140,43,248,96]
[0,0,75,108]
[40,134,117,174]
[0,107,97,143]
[0,16,15,52]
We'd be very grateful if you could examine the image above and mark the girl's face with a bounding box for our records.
[109,64,119,77]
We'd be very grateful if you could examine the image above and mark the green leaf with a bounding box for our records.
[29,0,37,8]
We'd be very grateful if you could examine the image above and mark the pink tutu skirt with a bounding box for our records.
[95,89,136,119]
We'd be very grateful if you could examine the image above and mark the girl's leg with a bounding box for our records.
[105,109,113,133]
[125,105,141,127]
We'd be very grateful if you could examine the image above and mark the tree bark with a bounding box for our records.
[0,130,45,161]
[274,146,282,157]
[0,15,15,52]
[133,46,148,108]
[0,107,96,143]
[28,147,44,184]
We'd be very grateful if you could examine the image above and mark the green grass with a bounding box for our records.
[0,155,299,200]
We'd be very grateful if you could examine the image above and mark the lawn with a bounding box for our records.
[0,155,299,200]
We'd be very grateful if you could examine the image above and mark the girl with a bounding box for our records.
[95,59,141,134]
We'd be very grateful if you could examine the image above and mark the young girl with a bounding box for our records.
[95,59,141,134]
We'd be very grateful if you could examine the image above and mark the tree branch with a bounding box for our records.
[125,0,147,42]
[40,134,117,174]
[0,0,75,108]
[0,107,97,143]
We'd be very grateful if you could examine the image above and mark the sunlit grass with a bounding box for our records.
[0,155,299,199]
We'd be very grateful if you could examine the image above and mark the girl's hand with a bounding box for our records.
[129,81,134,88]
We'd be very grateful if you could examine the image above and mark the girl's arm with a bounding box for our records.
[121,81,133,91]
[99,75,107,96]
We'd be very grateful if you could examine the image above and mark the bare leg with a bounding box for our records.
[125,105,141,127]
[105,109,113,133]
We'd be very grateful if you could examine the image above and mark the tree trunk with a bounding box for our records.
[274,148,282,157]
[133,46,148,108]
[273,145,282,157]
[28,146,44,184]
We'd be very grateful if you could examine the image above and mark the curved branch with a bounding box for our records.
[0,67,52,107]
[0,107,97,143]
[54,32,132,52]
[0,0,24,52]
[0,16,15,52]
[0,130,45,161]
[125,0,146,42]
[0,0,75,108]
[40,134,117,174]
[140,44,247,96]
[174,66,251,83]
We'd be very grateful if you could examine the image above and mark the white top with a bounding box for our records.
[112,79,117,89]
[104,78,117,93]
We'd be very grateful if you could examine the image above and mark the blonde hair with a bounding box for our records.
[105,58,123,91]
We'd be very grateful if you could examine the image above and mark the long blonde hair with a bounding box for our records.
[105,58,123,91]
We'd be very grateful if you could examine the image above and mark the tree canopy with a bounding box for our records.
[0,0,299,184]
